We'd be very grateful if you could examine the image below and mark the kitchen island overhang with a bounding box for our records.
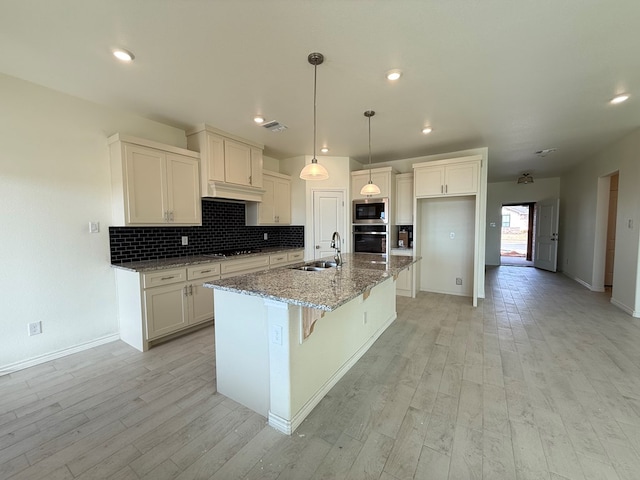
[205,253,419,435]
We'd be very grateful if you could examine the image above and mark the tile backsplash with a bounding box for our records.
[110,199,304,263]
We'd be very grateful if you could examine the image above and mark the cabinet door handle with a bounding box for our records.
[440,185,443,194]
[249,175,252,185]
[161,276,175,280]
[189,285,194,295]
[169,211,174,221]
[164,211,168,222]
[183,286,188,296]
[445,185,448,194]
[200,269,212,274]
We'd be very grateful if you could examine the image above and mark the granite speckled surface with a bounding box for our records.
[205,253,420,311]
[110,247,301,273]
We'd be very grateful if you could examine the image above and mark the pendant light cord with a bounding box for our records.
[312,62,317,162]
[368,114,372,183]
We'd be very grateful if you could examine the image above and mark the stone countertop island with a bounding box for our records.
[207,253,417,311]
[205,253,420,435]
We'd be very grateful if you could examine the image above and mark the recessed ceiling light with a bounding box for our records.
[112,48,135,62]
[253,116,265,124]
[386,70,402,81]
[610,94,630,104]
[320,147,329,154]
[422,126,433,134]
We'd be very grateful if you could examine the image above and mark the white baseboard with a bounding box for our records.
[0,333,120,376]
[562,272,597,291]
[610,297,640,317]
[268,313,397,435]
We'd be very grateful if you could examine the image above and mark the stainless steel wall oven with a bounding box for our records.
[353,224,390,256]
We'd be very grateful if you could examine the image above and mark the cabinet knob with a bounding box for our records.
[316,245,320,249]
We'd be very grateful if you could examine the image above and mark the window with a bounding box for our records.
[502,214,510,227]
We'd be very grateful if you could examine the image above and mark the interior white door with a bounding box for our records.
[534,198,560,272]
[312,190,345,260]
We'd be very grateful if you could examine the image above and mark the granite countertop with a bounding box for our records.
[110,246,302,273]
[205,253,420,312]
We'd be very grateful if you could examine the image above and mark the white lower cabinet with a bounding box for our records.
[395,265,413,297]
[116,263,221,351]
[392,248,415,297]
[145,282,189,339]
[116,250,303,351]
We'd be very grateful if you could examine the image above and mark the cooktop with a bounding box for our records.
[202,248,263,258]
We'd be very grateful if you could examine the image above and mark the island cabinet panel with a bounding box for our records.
[212,275,398,435]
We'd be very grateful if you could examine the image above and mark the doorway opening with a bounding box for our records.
[500,203,534,266]
[604,173,618,292]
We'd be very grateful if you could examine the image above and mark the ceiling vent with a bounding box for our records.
[262,120,288,132]
[535,148,557,157]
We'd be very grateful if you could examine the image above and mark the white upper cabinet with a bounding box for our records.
[351,166,397,200]
[413,157,480,198]
[246,171,291,225]
[186,124,264,202]
[109,134,201,226]
[395,173,414,225]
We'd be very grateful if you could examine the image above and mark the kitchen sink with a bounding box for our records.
[311,261,338,268]
[292,261,338,272]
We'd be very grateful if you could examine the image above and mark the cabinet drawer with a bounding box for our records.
[143,268,187,288]
[187,263,221,280]
[287,250,304,262]
[220,255,270,276]
[269,253,288,266]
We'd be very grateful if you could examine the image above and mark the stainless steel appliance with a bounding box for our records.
[353,198,389,224]
[353,224,390,256]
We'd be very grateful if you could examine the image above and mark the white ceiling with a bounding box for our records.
[2,1,639,182]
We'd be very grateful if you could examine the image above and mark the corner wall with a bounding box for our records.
[559,128,640,315]
[0,73,188,372]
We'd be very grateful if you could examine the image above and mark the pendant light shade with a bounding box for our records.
[517,173,534,184]
[360,110,381,196]
[300,52,329,181]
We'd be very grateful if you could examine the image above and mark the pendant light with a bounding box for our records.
[300,52,329,181]
[517,173,534,184]
[360,110,381,196]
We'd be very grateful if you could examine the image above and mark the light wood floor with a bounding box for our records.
[3,266,640,479]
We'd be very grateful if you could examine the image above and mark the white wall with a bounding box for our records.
[419,196,475,296]
[0,74,188,372]
[485,178,561,266]
[281,155,351,260]
[559,128,640,316]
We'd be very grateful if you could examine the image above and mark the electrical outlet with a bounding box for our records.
[28,321,42,336]
[450,232,455,239]
[363,312,368,325]
[181,236,188,246]
[89,222,100,233]
[270,325,283,345]
[264,233,268,240]
[456,277,462,285]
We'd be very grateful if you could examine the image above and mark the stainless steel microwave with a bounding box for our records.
[353,197,389,224]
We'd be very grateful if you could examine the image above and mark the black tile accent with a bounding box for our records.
[110,199,304,263]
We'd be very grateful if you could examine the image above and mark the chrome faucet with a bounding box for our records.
[330,231,342,267]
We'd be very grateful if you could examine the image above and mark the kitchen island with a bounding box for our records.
[205,253,419,434]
